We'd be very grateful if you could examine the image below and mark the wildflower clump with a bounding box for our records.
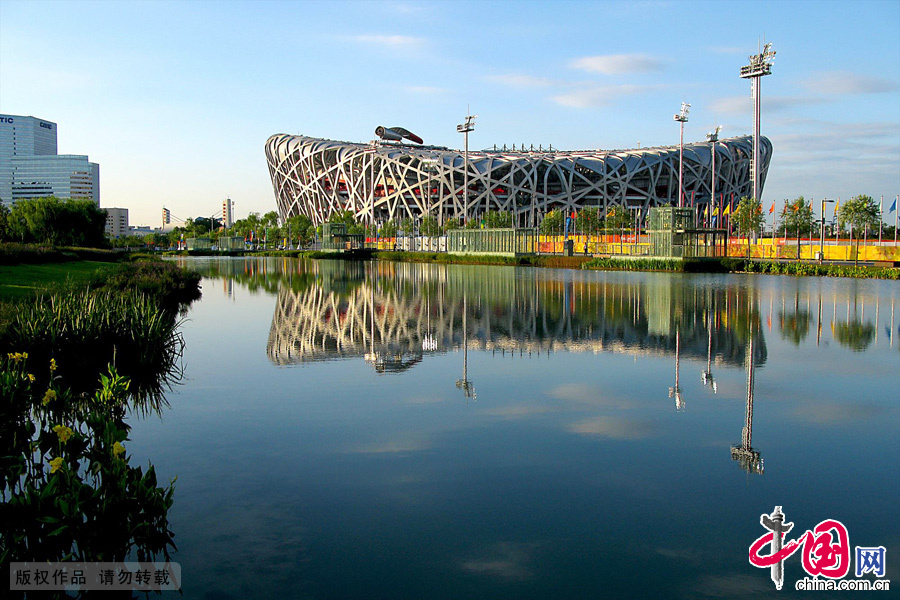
[53,424,74,443]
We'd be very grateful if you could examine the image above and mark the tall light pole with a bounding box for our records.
[820,198,834,263]
[457,111,477,225]
[674,102,691,208]
[740,42,775,205]
[707,125,721,225]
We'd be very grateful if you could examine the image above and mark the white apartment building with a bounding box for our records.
[105,207,129,238]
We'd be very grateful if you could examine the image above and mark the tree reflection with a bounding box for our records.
[779,291,811,346]
[833,319,876,351]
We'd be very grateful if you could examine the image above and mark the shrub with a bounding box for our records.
[0,353,176,563]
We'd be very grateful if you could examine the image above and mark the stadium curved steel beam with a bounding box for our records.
[265,134,772,227]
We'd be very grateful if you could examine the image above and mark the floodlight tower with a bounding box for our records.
[457,111,477,225]
[740,42,775,204]
[707,126,722,223]
[673,102,691,208]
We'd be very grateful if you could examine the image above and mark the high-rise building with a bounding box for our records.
[0,114,99,206]
[105,207,129,238]
[223,198,233,228]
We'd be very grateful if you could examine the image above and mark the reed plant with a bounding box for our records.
[3,288,184,412]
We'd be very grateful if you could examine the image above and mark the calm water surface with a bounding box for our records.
[130,258,898,599]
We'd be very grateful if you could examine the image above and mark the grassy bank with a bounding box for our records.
[0,246,198,566]
[0,260,119,300]
[372,251,593,269]
[581,256,900,278]
[163,246,900,279]
[729,259,900,279]
[0,242,124,265]
[0,245,202,340]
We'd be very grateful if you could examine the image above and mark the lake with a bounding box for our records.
[130,257,898,599]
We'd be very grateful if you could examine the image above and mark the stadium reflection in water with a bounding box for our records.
[207,257,774,466]
[168,256,897,599]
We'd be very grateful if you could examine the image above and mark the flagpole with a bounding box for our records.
[895,194,898,245]
[835,197,840,248]
[879,195,883,244]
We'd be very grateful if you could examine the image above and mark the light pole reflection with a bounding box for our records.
[701,315,717,393]
[456,292,476,400]
[731,307,764,474]
[669,327,684,410]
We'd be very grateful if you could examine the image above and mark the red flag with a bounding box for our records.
[769,202,775,214]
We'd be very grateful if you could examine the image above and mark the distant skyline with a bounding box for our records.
[1,0,898,227]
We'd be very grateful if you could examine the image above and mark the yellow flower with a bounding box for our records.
[112,441,126,458]
[49,358,57,372]
[42,389,57,405]
[27,373,36,383]
[52,424,74,444]
[49,457,64,473]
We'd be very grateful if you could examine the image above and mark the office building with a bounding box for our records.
[0,113,99,205]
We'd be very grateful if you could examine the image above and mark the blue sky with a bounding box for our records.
[1,0,898,227]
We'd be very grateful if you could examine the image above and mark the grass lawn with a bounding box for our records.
[0,261,118,301]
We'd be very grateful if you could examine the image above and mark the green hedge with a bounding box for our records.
[737,260,899,279]
[0,243,125,266]
[582,257,685,272]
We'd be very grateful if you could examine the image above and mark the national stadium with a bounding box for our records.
[265,129,772,227]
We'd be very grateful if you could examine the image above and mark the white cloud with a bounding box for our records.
[569,54,664,75]
[792,402,885,426]
[709,45,746,55]
[567,416,654,439]
[484,73,555,88]
[404,85,448,95]
[460,542,537,581]
[344,436,431,454]
[710,95,826,115]
[552,84,651,108]
[803,71,899,95]
[392,2,427,14]
[349,34,425,48]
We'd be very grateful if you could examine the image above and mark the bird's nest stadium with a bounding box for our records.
[265,131,772,227]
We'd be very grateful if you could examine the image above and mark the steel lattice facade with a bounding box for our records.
[265,133,772,226]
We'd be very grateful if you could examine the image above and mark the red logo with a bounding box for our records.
[749,506,851,590]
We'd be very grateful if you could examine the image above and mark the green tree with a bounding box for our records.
[379,220,398,238]
[399,217,415,235]
[539,209,564,234]
[604,207,631,232]
[780,196,816,259]
[838,195,880,266]
[420,215,442,237]
[578,207,602,234]
[7,196,107,247]
[733,196,765,259]
[0,202,10,241]
[328,210,364,236]
[443,218,461,232]
[483,210,513,228]
[283,214,313,247]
